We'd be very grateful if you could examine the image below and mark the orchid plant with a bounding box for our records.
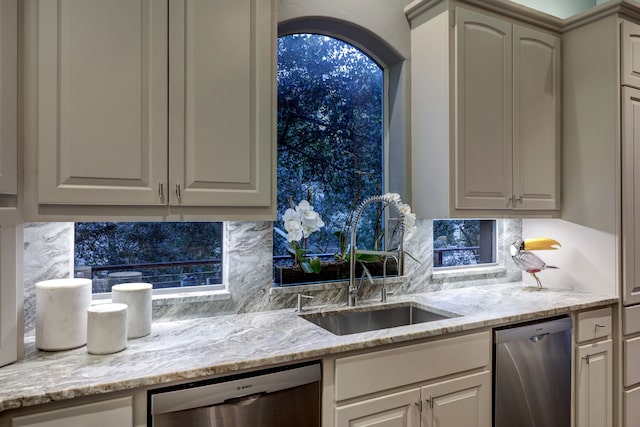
[282,199,325,273]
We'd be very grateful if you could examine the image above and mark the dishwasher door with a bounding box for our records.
[494,316,572,427]
[149,361,321,427]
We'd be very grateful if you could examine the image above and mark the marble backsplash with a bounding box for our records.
[22,219,522,335]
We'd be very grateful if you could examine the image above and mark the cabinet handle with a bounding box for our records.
[158,183,164,201]
[515,196,523,205]
[582,354,591,364]
[415,400,423,412]
[425,396,433,409]
[175,184,182,201]
[507,195,514,208]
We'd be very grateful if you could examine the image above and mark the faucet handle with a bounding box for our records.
[296,294,314,312]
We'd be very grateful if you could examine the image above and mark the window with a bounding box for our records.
[74,222,223,294]
[433,220,496,268]
[274,33,385,280]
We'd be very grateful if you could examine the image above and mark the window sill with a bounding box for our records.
[432,265,507,282]
[92,288,231,306]
[270,276,405,296]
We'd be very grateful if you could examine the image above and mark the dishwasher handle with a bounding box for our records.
[529,332,550,343]
[150,362,321,415]
[495,317,572,344]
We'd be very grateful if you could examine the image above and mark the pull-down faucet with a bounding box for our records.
[348,194,407,306]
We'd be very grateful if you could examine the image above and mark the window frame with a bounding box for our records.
[432,219,498,270]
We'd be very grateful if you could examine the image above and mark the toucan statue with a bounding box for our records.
[510,237,561,290]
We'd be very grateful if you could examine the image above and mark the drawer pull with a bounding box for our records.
[595,323,607,334]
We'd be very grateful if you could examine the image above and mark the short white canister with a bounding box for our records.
[36,278,92,351]
[111,282,152,338]
[87,303,128,355]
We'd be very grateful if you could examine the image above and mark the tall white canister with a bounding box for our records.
[36,278,92,351]
[111,282,152,338]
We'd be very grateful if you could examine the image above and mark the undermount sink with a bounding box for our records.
[301,303,460,336]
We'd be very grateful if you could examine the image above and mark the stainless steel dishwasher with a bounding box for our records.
[494,316,572,427]
[148,361,321,427]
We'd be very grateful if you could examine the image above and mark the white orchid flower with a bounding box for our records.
[383,192,401,202]
[281,199,325,243]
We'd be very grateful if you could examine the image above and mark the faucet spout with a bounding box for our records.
[381,255,398,303]
[348,194,407,306]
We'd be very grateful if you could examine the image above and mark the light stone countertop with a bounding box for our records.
[0,283,617,413]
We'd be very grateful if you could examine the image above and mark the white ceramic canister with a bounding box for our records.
[36,278,92,351]
[111,282,152,338]
[87,303,128,355]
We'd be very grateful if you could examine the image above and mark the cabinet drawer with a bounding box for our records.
[334,331,490,402]
[624,385,640,427]
[624,336,640,387]
[576,307,612,343]
[11,396,132,427]
[623,305,640,336]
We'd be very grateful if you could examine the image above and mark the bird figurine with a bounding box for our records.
[510,237,561,290]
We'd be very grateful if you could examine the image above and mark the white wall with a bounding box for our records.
[510,0,597,18]
[522,219,618,296]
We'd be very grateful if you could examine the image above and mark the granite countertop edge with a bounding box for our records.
[0,283,618,413]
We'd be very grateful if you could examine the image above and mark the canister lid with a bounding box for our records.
[111,282,152,292]
[88,303,128,314]
[36,278,91,289]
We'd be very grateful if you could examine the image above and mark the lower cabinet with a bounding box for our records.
[325,330,492,427]
[421,371,491,427]
[574,307,613,427]
[335,388,421,427]
[9,396,133,427]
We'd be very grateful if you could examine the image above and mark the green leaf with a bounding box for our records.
[355,253,381,262]
[301,257,322,274]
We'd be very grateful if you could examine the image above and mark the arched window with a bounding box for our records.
[274,33,385,279]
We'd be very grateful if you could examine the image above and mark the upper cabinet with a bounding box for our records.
[406,2,561,218]
[622,19,640,89]
[23,0,276,221]
[0,0,17,196]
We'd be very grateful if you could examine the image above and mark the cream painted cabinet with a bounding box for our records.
[27,0,275,219]
[622,86,640,305]
[9,396,132,427]
[575,340,613,427]
[407,3,560,218]
[36,0,168,206]
[622,87,640,304]
[0,0,17,195]
[0,209,22,368]
[622,20,640,89]
[168,0,274,209]
[324,331,491,427]
[335,388,421,427]
[421,371,491,427]
[574,308,613,427]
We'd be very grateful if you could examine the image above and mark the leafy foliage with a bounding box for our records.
[433,220,482,267]
[75,222,223,289]
[276,34,384,258]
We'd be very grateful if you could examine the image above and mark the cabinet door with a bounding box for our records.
[11,396,132,427]
[0,210,21,368]
[335,388,421,427]
[421,371,491,427]
[0,0,17,195]
[622,20,640,89]
[512,25,560,211]
[168,0,275,208]
[455,8,513,210]
[37,0,168,205]
[575,339,613,427]
[622,86,640,305]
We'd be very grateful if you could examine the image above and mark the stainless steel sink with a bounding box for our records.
[300,303,459,336]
